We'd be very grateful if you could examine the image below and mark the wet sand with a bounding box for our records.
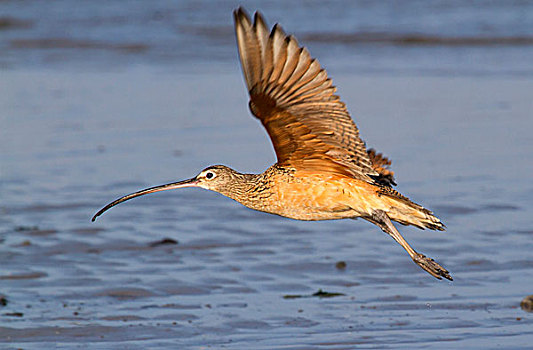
[1,67,532,348]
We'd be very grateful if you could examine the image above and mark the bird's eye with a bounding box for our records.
[205,172,215,180]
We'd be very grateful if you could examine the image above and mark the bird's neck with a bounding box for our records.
[216,171,273,210]
[216,173,259,200]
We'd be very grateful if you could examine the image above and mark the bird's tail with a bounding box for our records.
[381,188,445,231]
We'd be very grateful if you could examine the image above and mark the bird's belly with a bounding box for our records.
[252,176,378,221]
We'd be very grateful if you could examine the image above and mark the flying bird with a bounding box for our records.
[92,8,452,281]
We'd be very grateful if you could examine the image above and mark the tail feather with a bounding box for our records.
[393,204,445,231]
[379,187,445,231]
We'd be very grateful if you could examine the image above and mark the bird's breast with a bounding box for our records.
[244,172,381,221]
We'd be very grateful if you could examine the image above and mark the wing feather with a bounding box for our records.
[234,8,381,180]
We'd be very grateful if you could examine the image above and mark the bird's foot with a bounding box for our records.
[412,253,452,281]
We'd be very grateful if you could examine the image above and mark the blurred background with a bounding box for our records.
[2,0,533,73]
[1,1,532,349]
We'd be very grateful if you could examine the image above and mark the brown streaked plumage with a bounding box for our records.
[92,8,452,281]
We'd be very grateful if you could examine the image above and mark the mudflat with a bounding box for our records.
[1,68,532,349]
[1,1,532,348]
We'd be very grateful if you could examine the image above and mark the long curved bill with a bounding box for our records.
[91,178,198,222]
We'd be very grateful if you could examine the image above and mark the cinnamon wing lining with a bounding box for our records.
[234,8,379,181]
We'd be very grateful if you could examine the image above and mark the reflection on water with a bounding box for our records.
[1,1,533,348]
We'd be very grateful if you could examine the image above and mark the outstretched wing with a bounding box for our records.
[234,8,378,180]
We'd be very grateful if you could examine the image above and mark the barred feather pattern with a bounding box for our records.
[234,8,379,181]
[367,148,396,186]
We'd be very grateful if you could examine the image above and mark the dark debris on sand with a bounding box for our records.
[283,289,346,299]
[149,238,178,247]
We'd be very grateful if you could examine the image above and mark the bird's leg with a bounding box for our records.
[369,210,452,281]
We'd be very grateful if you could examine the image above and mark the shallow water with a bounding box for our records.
[1,1,533,349]
[2,0,533,76]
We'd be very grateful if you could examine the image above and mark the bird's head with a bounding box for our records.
[193,165,241,192]
[91,165,241,222]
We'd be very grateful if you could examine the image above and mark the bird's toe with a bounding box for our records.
[413,253,453,281]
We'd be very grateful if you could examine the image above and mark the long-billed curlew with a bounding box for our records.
[92,8,452,281]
